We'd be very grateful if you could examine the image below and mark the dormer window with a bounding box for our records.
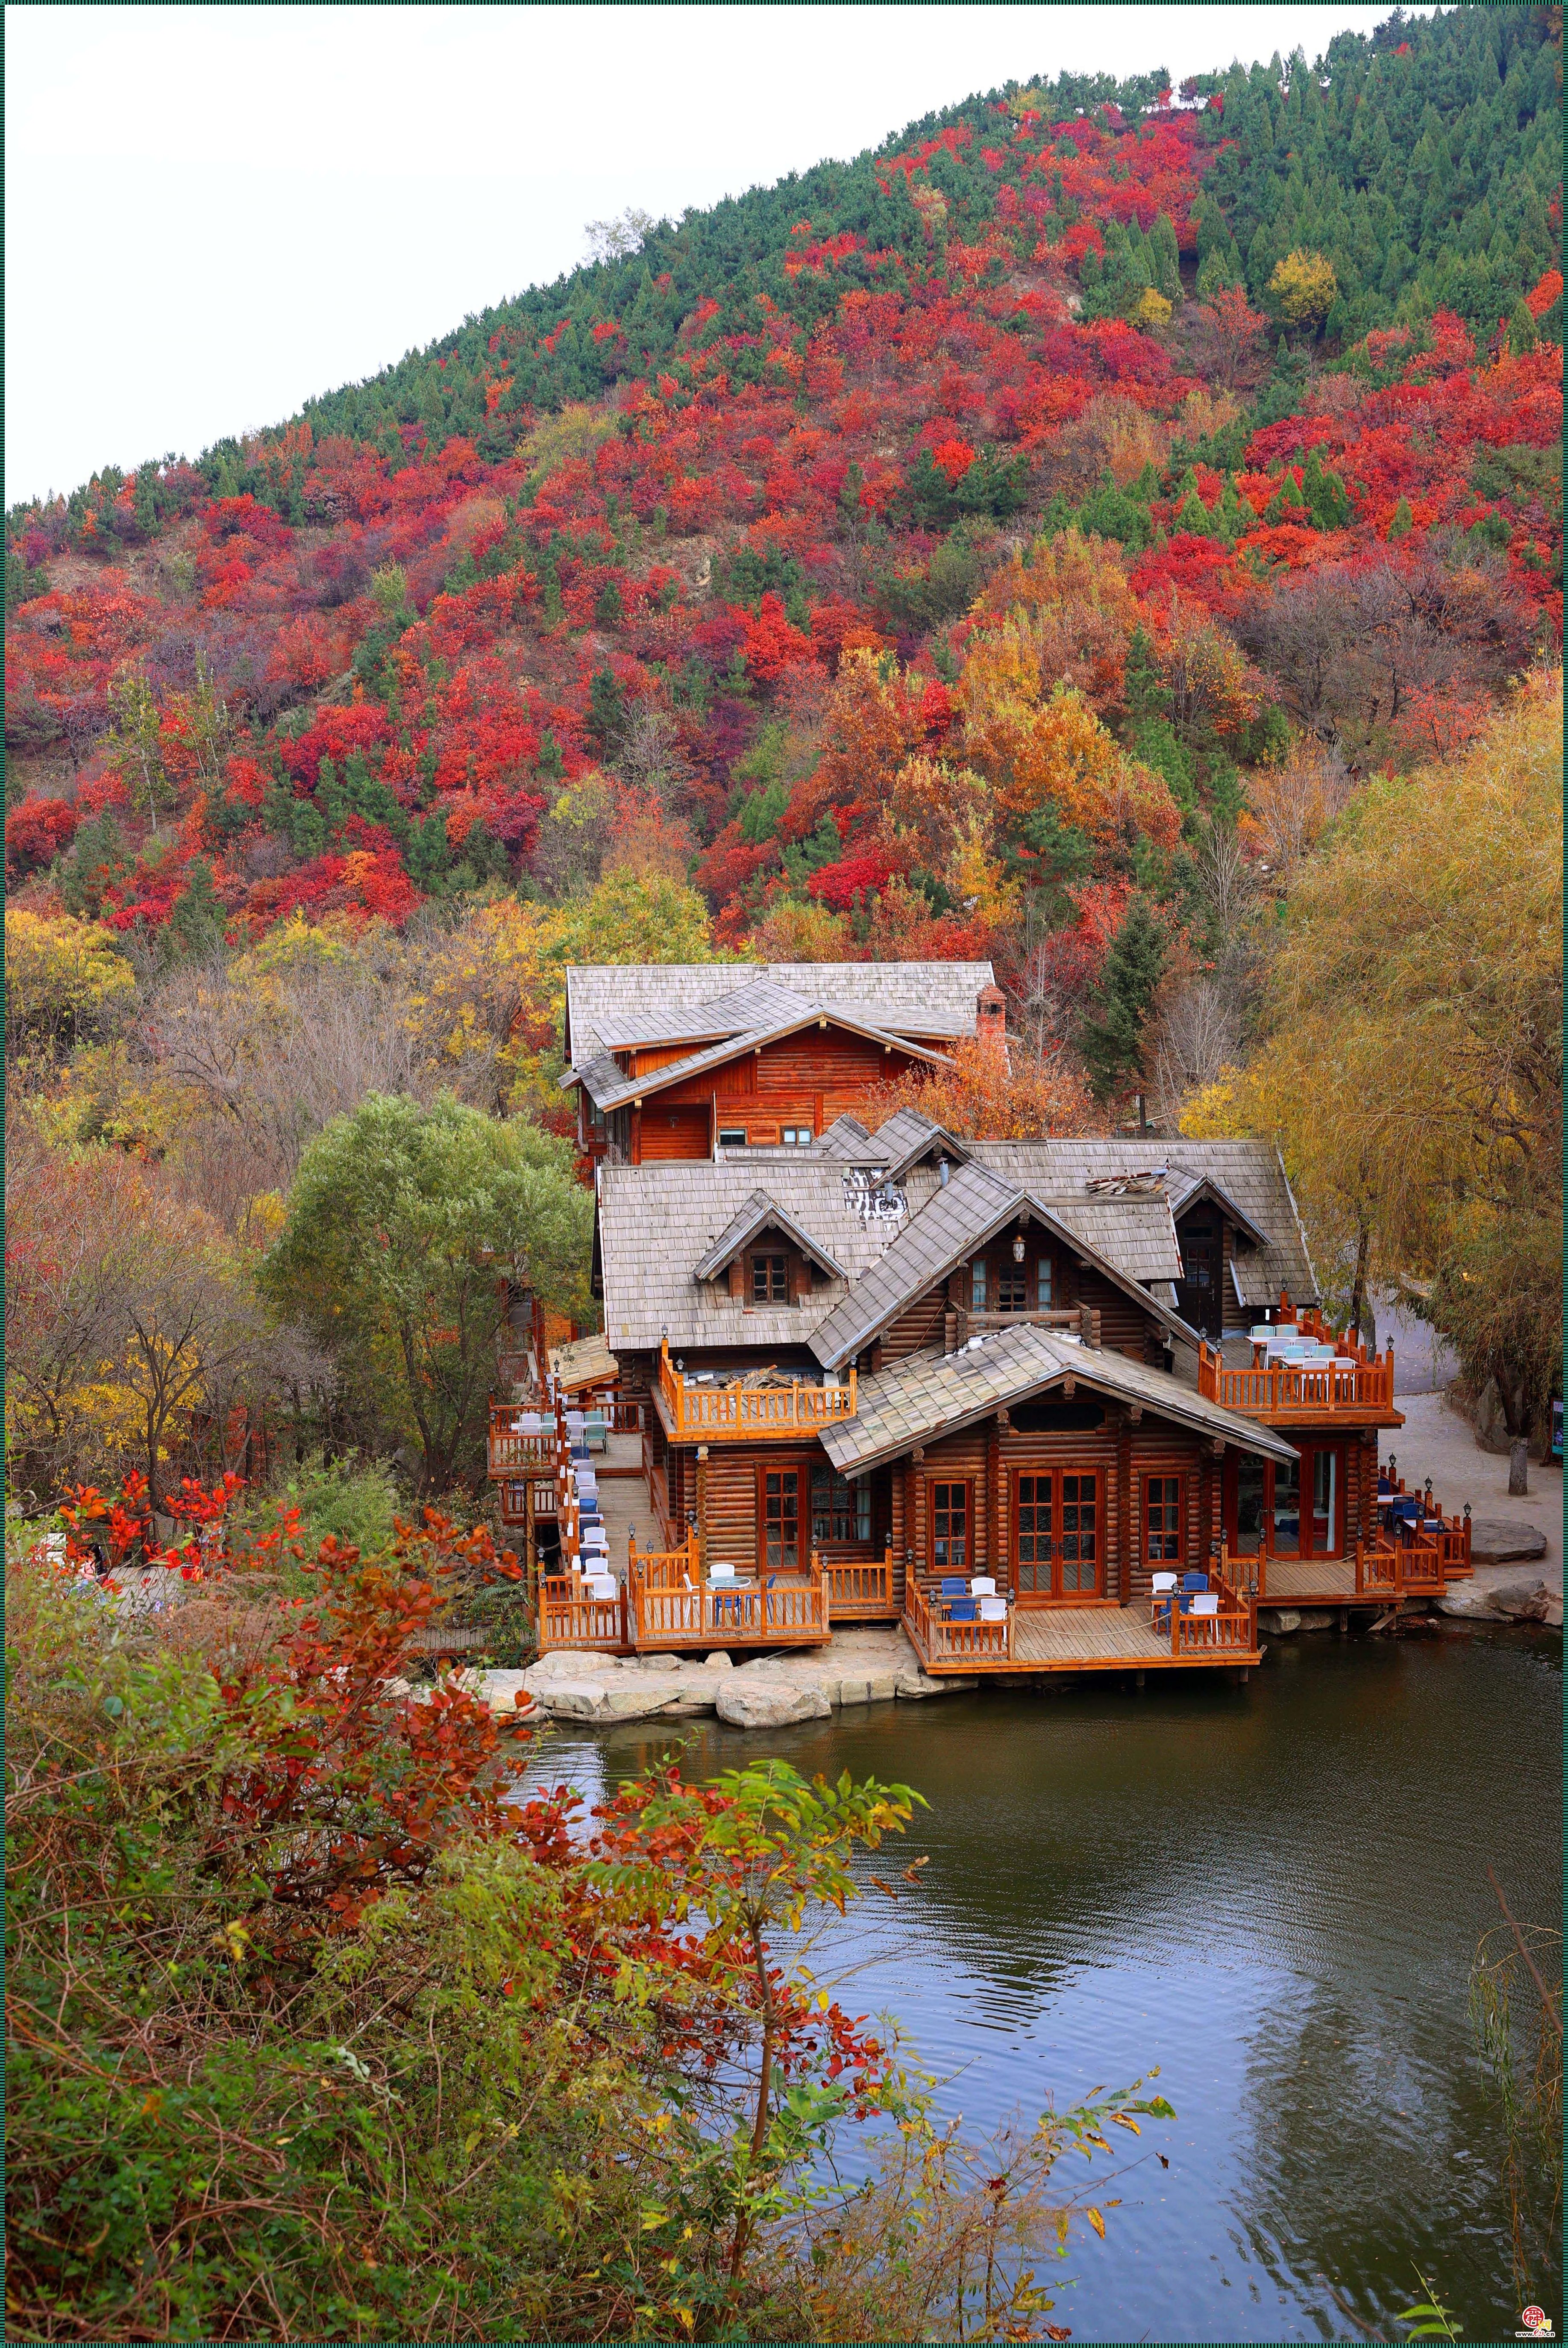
[971,1259,988,1310]
[752,1253,788,1303]
[1037,1258,1054,1309]
[998,1265,1028,1313]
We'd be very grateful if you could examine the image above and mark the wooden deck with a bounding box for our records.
[902,1565,1260,1678]
[1250,1548,1444,1607]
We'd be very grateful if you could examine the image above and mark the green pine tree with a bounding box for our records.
[164,858,228,961]
[1078,894,1168,1103]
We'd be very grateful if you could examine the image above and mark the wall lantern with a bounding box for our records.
[1012,1233,1026,1264]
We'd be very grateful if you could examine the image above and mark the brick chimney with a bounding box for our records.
[975,983,1007,1054]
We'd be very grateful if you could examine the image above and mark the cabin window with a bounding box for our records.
[718,1127,747,1148]
[930,1481,970,1572]
[781,1126,813,1147]
[762,1468,802,1573]
[751,1253,788,1303]
[1036,1257,1054,1309]
[810,1465,871,1545]
[1144,1474,1183,1563]
[970,1259,988,1311]
[997,1265,1028,1312]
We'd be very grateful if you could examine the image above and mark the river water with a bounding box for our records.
[516,1628,1562,2343]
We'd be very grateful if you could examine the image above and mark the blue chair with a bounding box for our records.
[940,1576,966,1598]
[947,1598,977,1623]
[1179,1569,1208,1615]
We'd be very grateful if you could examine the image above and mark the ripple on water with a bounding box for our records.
[513,1633,1561,2342]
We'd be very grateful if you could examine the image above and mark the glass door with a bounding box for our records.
[1176,1220,1223,1336]
[1013,1469,1101,1598]
[1307,1445,1341,1557]
[1015,1474,1052,1594]
[762,1468,801,1573]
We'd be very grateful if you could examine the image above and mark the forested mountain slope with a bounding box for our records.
[4,6,1560,1041]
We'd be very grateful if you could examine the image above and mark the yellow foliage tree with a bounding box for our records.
[1268,249,1338,331]
[1130,287,1172,330]
[4,909,136,1068]
[1183,677,1562,1424]
[959,643,1180,853]
[968,527,1148,715]
[515,401,617,480]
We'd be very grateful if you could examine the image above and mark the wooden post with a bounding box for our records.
[1117,1419,1133,1606]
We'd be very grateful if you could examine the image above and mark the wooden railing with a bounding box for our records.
[1377,1462,1472,1577]
[627,1533,830,1648]
[903,1577,1013,1667]
[1169,1555,1257,1657]
[497,1476,556,1527]
[487,1410,558,1476]
[1353,1532,1447,1598]
[822,1549,894,1619]
[657,1343,856,1442]
[538,1572,628,1653]
[1198,1342,1396,1419]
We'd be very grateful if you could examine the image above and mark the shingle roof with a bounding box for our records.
[814,1112,874,1160]
[820,1323,1299,1476]
[962,1140,1316,1305]
[1164,1170,1271,1252]
[862,1108,975,1179]
[565,961,995,1068]
[807,1160,1022,1370]
[690,1189,849,1284]
[597,1160,948,1352]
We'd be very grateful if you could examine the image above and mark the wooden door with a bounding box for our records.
[1012,1468,1103,1599]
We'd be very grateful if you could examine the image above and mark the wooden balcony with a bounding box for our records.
[656,1342,856,1443]
[487,1410,558,1477]
[628,1531,831,1649]
[1197,1333,1399,1427]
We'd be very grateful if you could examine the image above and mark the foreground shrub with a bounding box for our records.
[6,1490,1169,2340]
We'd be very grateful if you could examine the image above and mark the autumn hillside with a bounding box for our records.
[6,5,1560,986]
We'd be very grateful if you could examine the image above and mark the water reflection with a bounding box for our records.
[514,1632,1561,2342]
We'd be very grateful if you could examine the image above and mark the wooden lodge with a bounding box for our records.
[492,971,1473,1680]
[561,959,1003,1165]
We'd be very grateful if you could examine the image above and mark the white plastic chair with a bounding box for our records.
[1190,1592,1220,1617]
[969,1576,997,1597]
[521,1411,543,1433]
[708,1562,737,1585]
[976,1594,1008,1623]
[1151,1571,1179,1594]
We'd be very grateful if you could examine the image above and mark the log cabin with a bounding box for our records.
[494,1109,1468,1670]
[560,960,1003,1165]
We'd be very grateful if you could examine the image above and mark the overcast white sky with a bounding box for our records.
[7,4,1425,507]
